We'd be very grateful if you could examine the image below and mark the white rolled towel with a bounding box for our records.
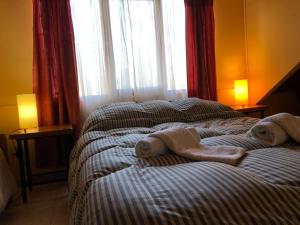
[247,121,289,146]
[135,127,200,158]
[247,113,300,146]
[135,136,168,158]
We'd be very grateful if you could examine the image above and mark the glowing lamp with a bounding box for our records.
[234,79,248,107]
[17,94,38,130]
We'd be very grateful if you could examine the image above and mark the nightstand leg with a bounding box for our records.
[24,140,32,191]
[66,134,74,174]
[16,140,27,203]
[261,110,265,118]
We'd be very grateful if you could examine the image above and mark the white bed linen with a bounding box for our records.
[0,148,17,213]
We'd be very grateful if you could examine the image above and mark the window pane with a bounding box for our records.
[161,0,187,90]
[71,0,187,101]
[71,0,107,96]
[109,0,159,89]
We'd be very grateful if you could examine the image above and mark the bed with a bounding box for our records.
[0,134,17,213]
[69,98,300,225]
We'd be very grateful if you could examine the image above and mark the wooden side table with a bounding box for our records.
[231,105,268,118]
[9,124,73,203]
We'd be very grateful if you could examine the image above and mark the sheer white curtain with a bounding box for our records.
[71,0,187,118]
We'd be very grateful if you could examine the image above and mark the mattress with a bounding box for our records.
[69,98,300,225]
[0,148,17,213]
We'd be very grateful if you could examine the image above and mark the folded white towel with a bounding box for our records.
[185,145,246,166]
[135,127,200,158]
[247,113,300,145]
[186,127,201,142]
[150,127,246,165]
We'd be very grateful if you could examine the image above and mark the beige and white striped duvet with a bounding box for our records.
[69,98,300,225]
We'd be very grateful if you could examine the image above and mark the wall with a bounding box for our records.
[215,0,300,105]
[246,0,300,104]
[214,0,247,105]
[0,0,33,176]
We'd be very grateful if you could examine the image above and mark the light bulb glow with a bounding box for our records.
[234,79,248,106]
[17,94,38,129]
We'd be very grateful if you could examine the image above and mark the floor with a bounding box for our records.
[0,182,69,225]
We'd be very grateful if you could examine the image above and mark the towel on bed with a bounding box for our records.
[135,137,167,158]
[247,121,288,146]
[149,127,246,165]
[247,113,300,146]
[135,127,200,158]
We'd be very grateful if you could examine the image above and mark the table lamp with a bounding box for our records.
[17,94,38,131]
[234,79,248,107]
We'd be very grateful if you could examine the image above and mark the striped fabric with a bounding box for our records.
[69,99,300,225]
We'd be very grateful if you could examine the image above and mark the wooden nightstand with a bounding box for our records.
[9,124,74,203]
[231,105,268,118]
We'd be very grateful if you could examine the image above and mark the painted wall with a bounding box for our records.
[0,0,33,131]
[214,0,247,106]
[0,0,33,175]
[246,0,300,104]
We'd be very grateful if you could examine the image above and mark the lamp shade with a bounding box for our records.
[17,94,38,129]
[234,79,248,106]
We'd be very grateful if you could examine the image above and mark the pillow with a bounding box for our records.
[81,98,242,133]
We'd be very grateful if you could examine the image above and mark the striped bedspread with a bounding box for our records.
[69,98,300,225]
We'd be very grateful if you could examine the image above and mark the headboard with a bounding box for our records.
[0,134,8,159]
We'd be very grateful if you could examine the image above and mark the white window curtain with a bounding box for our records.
[70,0,187,118]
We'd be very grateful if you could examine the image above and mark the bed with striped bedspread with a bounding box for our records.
[69,98,300,225]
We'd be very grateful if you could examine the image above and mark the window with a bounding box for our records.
[71,0,187,112]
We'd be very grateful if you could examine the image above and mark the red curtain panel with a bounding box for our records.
[185,0,217,101]
[32,0,80,167]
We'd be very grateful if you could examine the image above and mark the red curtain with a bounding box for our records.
[185,0,217,101]
[32,0,80,167]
